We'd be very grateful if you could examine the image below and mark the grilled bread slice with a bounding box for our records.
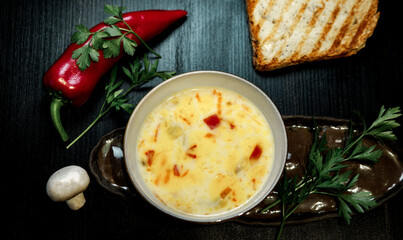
[246,0,380,71]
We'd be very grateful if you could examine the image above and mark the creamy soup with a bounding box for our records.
[136,87,274,215]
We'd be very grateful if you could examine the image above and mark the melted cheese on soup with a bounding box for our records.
[136,87,274,215]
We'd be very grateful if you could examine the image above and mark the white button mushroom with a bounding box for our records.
[46,165,90,210]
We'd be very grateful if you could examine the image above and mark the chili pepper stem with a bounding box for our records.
[50,98,69,142]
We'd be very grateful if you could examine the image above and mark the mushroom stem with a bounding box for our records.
[66,192,86,210]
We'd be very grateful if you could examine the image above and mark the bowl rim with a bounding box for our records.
[123,70,287,223]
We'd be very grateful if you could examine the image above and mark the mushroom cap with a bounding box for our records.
[46,165,90,202]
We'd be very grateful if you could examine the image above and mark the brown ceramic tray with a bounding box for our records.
[89,116,403,225]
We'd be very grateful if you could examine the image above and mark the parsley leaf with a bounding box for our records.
[71,24,92,44]
[104,16,122,25]
[91,31,109,50]
[338,191,377,224]
[104,4,126,18]
[348,143,382,162]
[104,25,122,37]
[102,38,122,58]
[122,37,137,56]
[338,198,353,225]
[367,106,401,141]
[71,45,99,70]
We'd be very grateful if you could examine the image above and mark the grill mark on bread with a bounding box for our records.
[248,0,274,64]
[248,0,273,39]
[310,1,342,55]
[253,0,276,46]
[328,0,361,55]
[262,0,294,47]
[271,1,309,66]
[349,0,379,50]
[247,0,264,35]
[290,0,325,61]
[246,0,259,19]
[262,0,276,17]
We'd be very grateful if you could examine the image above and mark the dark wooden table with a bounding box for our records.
[3,0,403,239]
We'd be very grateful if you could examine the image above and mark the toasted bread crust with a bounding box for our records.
[246,0,380,71]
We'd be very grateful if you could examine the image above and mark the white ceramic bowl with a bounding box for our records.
[124,71,287,223]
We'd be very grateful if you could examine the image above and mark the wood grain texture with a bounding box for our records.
[2,0,402,239]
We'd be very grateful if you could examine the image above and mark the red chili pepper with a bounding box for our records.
[44,10,187,142]
[145,150,155,167]
[203,114,221,130]
[250,144,263,160]
[173,164,180,177]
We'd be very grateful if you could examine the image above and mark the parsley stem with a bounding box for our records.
[121,21,161,58]
[284,201,305,219]
[276,204,286,240]
[261,177,318,213]
[341,132,366,156]
[311,191,339,197]
[295,177,317,192]
[261,199,281,213]
[98,97,108,115]
[342,115,382,155]
[120,80,149,99]
[66,105,112,149]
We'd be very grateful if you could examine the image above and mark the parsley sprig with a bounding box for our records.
[66,55,174,149]
[71,4,160,70]
[262,106,401,240]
